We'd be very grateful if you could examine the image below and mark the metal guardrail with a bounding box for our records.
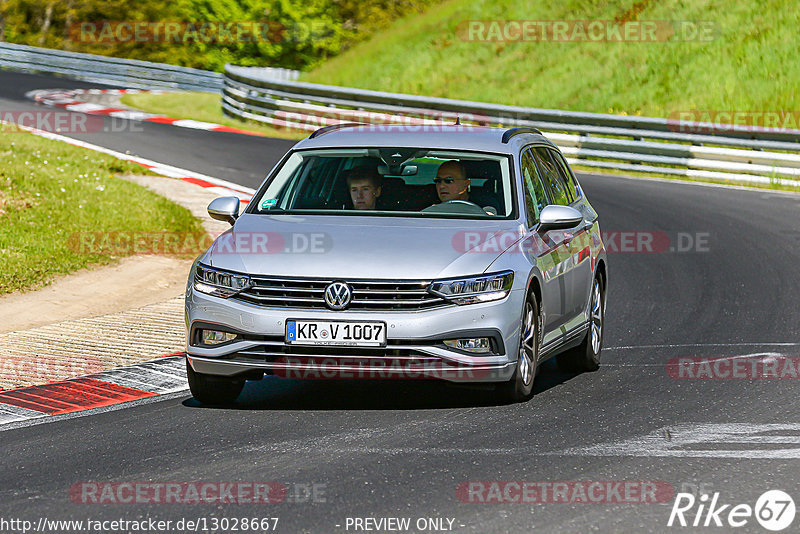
[1,43,795,186]
[0,42,299,92]
[0,42,225,91]
[223,64,800,186]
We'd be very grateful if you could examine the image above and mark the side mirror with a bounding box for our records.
[538,205,583,232]
[208,196,240,225]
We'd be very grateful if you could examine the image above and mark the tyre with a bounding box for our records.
[557,276,604,373]
[497,292,541,403]
[186,359,245,405]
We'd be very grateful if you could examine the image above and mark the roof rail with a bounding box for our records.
[501,127,543,143]
[309,122,368,138]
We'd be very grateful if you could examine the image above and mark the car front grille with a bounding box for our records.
[232,276,453,311]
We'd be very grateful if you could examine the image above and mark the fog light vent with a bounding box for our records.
[444,338,491,353]
[201,330,237,345]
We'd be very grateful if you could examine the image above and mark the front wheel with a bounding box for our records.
[186,359,245,405]
[557,276,604,373]
[496,293,540,403]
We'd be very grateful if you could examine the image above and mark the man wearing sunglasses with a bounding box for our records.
[434,160,470,202]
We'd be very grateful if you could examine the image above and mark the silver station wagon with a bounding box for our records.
[185,124,608,404]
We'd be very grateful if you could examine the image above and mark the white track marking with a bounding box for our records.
[0,118,255,196]
[0,357,189,431]
[27,88,261,136]
[239,423,800,458]
[0,404,47,424]
[95,357,188,395]
[64,102,110,113]
[605,352,791,366]
[0,390,189,433]
[552,423,800,459]
[605,343,800,351]
[172,119,224,130]
[107,110,159,120]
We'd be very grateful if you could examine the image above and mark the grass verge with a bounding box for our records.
[303,0,799,118]
[120,92,307,141]
[0,131,203,295]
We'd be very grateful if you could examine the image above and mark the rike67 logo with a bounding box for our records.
[668,490,796,531]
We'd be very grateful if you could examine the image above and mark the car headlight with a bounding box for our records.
[429,270,514,305]
[194,263,251,298]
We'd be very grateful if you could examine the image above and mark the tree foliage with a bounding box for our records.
[0,0,439,71]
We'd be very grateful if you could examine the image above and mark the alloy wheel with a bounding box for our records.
[519,302,536,386]
[590,280,603,355]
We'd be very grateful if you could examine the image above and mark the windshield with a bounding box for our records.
[248,148,515,219]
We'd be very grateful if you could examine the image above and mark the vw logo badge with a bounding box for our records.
[324,281,352,310]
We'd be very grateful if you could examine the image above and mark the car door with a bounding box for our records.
[548,148,594,329]
[530,146,583,338]
[518,147,564,349]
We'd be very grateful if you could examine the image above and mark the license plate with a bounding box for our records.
[286,320,387,347]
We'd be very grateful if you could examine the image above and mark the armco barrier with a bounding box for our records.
[0,42,298,92]
[222,64,800,186]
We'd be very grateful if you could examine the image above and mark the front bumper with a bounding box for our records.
[185,287,525,383]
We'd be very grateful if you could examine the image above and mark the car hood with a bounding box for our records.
[204,214,523,279]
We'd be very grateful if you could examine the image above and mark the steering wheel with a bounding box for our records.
[420,199,488,215]
[441,199,481,208]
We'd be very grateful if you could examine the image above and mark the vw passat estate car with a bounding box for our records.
[185,125,607,404]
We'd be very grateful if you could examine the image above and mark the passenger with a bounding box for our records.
[346,165,382,210]
[434,160,470,202]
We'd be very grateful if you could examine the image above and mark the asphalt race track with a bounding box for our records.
[0,71,295,187]
[2,71,800,532]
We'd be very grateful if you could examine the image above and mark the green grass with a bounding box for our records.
[303,0,800,118]
[0,131,203,295]
[120,92,306,141]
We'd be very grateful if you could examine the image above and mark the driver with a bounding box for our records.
[434,160,470,202]
[346,165,382,210]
